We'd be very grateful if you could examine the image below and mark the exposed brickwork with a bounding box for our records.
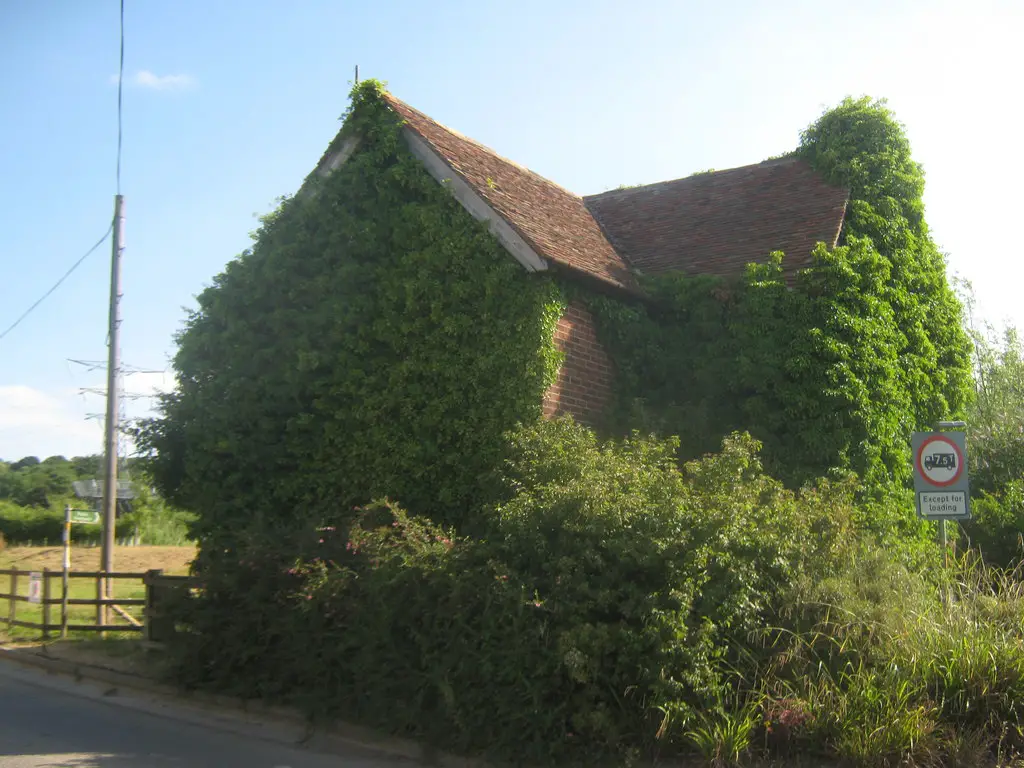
[543,302,614,426]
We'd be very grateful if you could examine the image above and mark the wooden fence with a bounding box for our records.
[142,571,196,643]
[0,568,196,639]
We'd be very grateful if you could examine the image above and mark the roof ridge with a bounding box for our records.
[584,155,804,201]
[381,92,586,201]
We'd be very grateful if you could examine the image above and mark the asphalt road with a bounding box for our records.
[0,662,414,768]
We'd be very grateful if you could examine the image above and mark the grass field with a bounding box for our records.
[0,545,196,640]
[0,545,195,574]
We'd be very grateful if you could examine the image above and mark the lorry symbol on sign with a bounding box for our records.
[915,434,965,488]
[923,453,956,472]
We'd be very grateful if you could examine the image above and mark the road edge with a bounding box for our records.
[0,644,489,768]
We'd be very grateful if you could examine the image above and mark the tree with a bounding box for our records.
[10,456,40,472]
[959,281,1024,495]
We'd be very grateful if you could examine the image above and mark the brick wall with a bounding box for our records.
[542,301,614,425]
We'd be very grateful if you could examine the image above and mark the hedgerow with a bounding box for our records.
[164,420,864,763]
[164,419,1024,766]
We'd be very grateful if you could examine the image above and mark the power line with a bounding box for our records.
[0,226,113,343]
[116,0,124,194]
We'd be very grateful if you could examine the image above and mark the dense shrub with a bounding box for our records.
[167,419,866,763]
[0,501,133,545]
[0,496,192,547]
[164,418,1024,766]
[963,483,1024,568]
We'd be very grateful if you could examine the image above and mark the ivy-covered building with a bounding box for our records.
[306,90,849,426]
[145,82,969,536]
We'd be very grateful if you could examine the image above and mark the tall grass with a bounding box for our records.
[748,550,1024,766]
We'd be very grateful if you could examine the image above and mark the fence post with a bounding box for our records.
[95,573,104,635]
[144,569,161,643]
[41,568,51,639]
[9,571,18,628]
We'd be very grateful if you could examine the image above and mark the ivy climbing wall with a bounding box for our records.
[583,98,972,495]
[140,81,566,542]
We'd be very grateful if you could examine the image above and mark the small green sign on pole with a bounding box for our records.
[69,508,100,525]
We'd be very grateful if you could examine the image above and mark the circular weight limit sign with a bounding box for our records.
[916,434,965,488]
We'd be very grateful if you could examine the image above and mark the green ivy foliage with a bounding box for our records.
[799,97,972,432]
[586,97,972,502]
[138,80,565,545]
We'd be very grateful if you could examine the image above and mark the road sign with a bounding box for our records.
[919,491,968,518]
[69,508,100,525]
[911,431,971,520]
[71,479,136,500]
[28,572,42,604]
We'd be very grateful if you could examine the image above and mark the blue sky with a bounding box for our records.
[1,0,1021,460]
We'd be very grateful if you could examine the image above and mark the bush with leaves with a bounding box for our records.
[963,484,1024,567]
[166,419,868,764]
[951,283,1024,565]
[961,291,1024,494]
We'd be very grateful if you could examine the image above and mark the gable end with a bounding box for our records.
[401,128,548,274]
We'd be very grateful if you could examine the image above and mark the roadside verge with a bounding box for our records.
[0,640,484,768]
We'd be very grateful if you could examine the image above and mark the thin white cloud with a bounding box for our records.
[110,70,195,90]
[0,385,100,460]
[0,379,172,461]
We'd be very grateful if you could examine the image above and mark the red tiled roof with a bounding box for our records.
[382,93,638,291]
[583,158,849,281]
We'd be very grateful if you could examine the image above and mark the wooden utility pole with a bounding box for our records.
[101,194,125,620]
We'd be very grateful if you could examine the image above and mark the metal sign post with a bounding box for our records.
[60,505,102,638]
[912,421,970,567]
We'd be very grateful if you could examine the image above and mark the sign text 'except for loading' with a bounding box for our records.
[911,431,971,520]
